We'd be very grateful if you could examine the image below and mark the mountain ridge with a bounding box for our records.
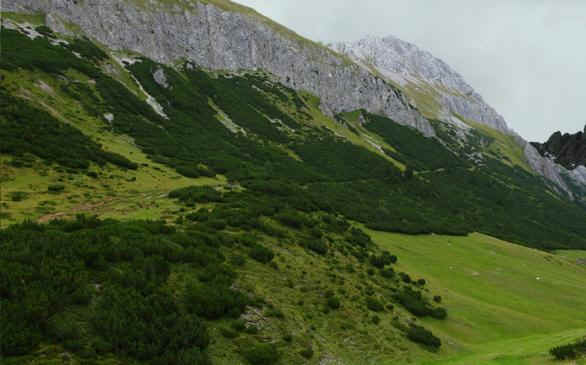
[4,0,435,136]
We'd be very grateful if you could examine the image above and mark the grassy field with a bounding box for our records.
[367,230,586,364]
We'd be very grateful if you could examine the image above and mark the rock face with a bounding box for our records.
[334,35,509,132]
[3,0,434,136]
[531,127,586,170]
[335,35,586,197]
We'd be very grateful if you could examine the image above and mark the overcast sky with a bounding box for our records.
[237,0,586,141]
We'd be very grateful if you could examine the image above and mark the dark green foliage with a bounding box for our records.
[380,268,395,279]
[67,37,108,63]
[431,307,448,320]
[47,183,65,193]
[550,339,586,360]
[249,244,275,264]
[369,251,396,268]
[0,89,137,171]
[327,296,341,310]
[4,28,586,250]
[35,25,54,37]
[0,217,250,363]
[92,287,210,360]
[366,297,384,312]
[371,315,381,325]
[433,295,442,304]
[275,209,310,229]
[299,346,314,359]
[241,342,280,365]
[169,186,223,204]
[305,239,328,255]
[10,191,28,202]
[399,272,412,284]
[394,288,447,320]
[406,324,441,349]
[220,327,239,339]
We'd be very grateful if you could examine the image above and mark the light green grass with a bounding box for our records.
[366,229,586,364]
[460,117,532,172]
[1,11,46,26]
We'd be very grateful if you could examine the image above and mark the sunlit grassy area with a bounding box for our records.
[368,230,586,364]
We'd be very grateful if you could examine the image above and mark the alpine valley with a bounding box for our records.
[2,1,586,365]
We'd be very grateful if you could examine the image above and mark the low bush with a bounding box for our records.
[241,342,280,365]
[10,191,28,202]
[327,296,341,310]
[249,244,275,264]
[550,339,586,360]
[305,239,328,255]
[366,297,384,312]
[406,324,441,350]
[48,184,65,193]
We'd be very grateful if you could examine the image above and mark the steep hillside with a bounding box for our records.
[3,0,434,136]
[335,35,586,198]
[2,3,586,365]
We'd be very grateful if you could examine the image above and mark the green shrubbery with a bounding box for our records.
[406,324,441,350]
[0,216,250,362]
[241,342,280,365]
[394,287,447,319]
[249,244,275,264]
[366,297,385,312]
[550,338,586,360]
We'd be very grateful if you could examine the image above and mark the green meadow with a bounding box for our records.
[368,230,586,364]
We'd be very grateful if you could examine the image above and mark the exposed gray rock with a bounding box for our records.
[4,0,434,136]
[334,35,509,132]
[153,68,169,89]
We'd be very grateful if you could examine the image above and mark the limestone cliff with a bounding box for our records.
[3,0,434,136]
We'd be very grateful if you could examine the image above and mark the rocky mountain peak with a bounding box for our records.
[334,35,509,132]
[532,126,586,170]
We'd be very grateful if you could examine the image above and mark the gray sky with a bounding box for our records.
[237,0,586,141]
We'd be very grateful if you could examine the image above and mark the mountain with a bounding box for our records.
[2,1,586,364]
[334,35,508,132]
[532,126,586,169]
[335,35,586,197]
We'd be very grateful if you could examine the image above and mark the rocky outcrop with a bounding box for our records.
[334,35,509,132]
[4,0,434,136]
[531,127,586,170]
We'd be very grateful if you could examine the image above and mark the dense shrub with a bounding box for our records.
[184,283,248,320]
[305,239,328,255]
[395,288,446,319]
[10,191,28,202]
[241,342,280,365]
[366,297,384,312]
[406,324,441,349]
[275,209,310,229]
[169,186,223,204]
[47,184,65,193]
[327,296,341,310]
[249,244,275,264]
[550,339,586,360]
[300,346,314,359]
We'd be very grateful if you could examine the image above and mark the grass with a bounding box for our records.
[1,12,46,26]
[460,116,533,173]
[367,229,586,364]
[299,93,406,170]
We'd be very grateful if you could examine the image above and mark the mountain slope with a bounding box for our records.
[335,35,586,198]
[532,126,586,170]
[334,35,508,132]
[2,3,586,365]
[3,0,434,136]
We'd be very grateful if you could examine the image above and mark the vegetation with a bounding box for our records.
[3,22,586,365]
[550,338,586,360]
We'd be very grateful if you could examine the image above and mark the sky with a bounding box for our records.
[237,0,586,141]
